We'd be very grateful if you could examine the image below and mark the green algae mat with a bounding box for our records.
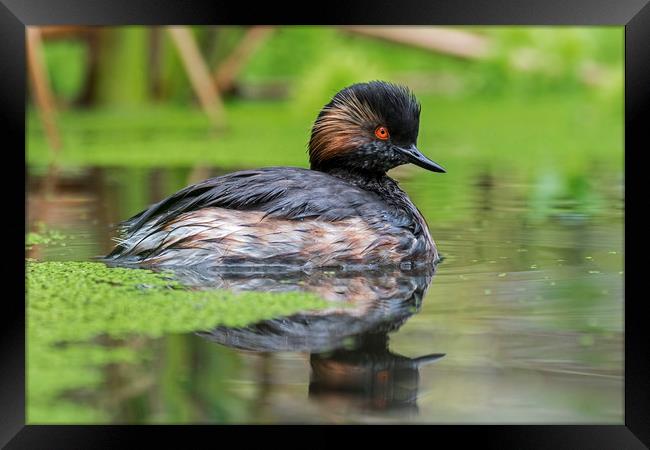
[26,260,331,423]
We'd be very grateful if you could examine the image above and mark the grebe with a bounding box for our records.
[106,81,446,269]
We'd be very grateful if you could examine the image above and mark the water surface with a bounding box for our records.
[26,163,623,424]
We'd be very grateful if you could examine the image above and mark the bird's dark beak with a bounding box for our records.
[398,145,446,173]
[411,353,446,368]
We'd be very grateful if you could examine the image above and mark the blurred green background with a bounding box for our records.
[28,26,623,171]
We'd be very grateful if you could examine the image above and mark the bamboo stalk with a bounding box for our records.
[26,26,62,152]
[167,26,226,129]
[214,26,274,92]
[38,26,95,39]
[340,26,490,60]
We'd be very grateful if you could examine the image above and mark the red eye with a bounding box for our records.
[374,126,389,140]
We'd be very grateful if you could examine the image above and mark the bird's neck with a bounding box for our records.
[320,167,395,194]
[321,167,416,217]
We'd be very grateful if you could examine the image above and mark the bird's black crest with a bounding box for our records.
[327,80,421,144]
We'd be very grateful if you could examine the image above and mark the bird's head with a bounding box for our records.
[308,81,445,175]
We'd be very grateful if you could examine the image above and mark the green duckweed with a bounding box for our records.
[27,261,331,423]
[26,226,67,249]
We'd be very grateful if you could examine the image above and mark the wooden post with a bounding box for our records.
[167,26,226,130]
[214,26,274,93]
[26,26,62,152]
[339,26,490,60]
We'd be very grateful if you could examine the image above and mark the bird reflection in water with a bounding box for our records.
[309,332,444,414]
[165,265,445,415]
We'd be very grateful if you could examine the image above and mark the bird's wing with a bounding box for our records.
[117,167,388,235]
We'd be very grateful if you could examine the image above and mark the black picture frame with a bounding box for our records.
[4,0,648,447]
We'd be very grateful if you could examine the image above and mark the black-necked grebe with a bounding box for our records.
[106,81,446,268]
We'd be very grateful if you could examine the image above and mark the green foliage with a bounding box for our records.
[290,50,389,118]
[31,27,622,177]
[27,261,331,423]
[476,27,623,99]
[95,28,150,106]
[41,40,87,102]
[239,26,337,82]
[39,26,623,106]
[242,26,622,98]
